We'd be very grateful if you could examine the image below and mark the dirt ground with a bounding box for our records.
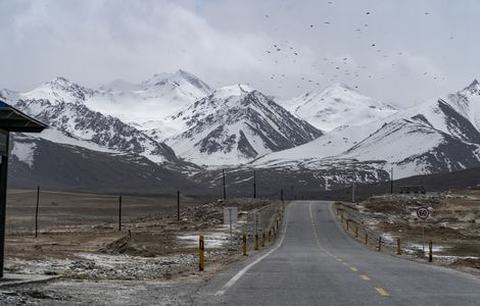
[335,187,480,275]
[3,190,284,282]
[0,190,284,304]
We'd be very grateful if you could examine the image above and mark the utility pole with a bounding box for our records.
[34,185,40,238]
[351,182,356,203]
[118,196,122,231]
[177,190,180,222]
[390,167,394,194]
[222,169,226,200]
[253,170,257,199]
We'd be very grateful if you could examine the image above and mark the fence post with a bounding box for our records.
[365,232,368,245]
[199,235,205,271]
[268,229,271,243]
[346,220,349,231]
[118,196,122,231]
[428,241,433,262]
[378,236,382,251]
[177,190,180,222]
[355,226,358,238]
[242,232,247,256]
[222,169,226,200]
[34,185,40,238]
[262,232,265,247]
[255,233,259,250]
[397,238,401,255]
[253,170,257,199]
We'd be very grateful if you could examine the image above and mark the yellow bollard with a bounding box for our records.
[199,235,205,271]
[397,238,401,255]
[242,232,248,256]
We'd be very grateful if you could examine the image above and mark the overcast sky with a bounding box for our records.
[1,0,479,107]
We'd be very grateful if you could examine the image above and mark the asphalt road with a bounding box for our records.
[202,201,480,306]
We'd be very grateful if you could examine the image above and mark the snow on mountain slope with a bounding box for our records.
[253,80,480,181]
[85,69,212,140]
[445,79,480,130]
[286,83,397,131]
[10,133,195,193]
[7,78,179,164]
[342,118,480,178]
[387,80,480,145]
[166,85,322,166]
[252,121,383,167]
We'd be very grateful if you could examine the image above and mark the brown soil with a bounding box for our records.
[4,190,283,281]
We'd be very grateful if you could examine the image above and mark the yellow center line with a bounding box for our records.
[375,288,390,297]
[312,203,392,299]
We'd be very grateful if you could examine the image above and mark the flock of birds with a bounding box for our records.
[258,3,451,92]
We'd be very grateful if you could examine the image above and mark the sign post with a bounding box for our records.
[224,207,238,250]
[416,207,430,254]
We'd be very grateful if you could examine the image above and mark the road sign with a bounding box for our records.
[416,207,430,220]
[224,207,238,250]
[224,207,238,226]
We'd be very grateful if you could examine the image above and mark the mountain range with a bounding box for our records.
[2,70,480,193]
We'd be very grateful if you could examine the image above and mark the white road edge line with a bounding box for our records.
[214,205,290,296]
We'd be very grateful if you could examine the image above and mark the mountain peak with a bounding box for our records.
[463,79,480,93]
[142,70,211,93]
[213,84,254,98]
[289,82,396,131]
[48,76,74,87]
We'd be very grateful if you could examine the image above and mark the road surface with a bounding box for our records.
[201,201,480,305]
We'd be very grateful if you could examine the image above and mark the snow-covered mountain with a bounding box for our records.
[252,80,480,185]
[5,70,480,193]
[7,77,179,165]
[10,133,194,193]
[166,85,322,166]
[87,69,212,140]
[285,83,397,131]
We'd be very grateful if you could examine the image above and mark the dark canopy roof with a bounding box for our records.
[0,101,47,133]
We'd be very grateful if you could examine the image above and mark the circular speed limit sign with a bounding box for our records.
[416,207,430,220]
